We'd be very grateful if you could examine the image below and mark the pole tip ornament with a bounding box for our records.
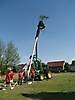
[38,20,45,29]
[39,15,49,21]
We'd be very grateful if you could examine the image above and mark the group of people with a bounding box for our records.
[2,66,36,90]
[18,67,36,85]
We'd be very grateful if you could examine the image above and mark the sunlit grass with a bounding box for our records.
[0,72,75,100]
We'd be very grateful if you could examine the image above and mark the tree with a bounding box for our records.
[64,62,71,71]
[4,41,20,66]
[0,39,6,66]
[39,15,49,20]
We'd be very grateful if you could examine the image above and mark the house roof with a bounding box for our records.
[47,61,65,67]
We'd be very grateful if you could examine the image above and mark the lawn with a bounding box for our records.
[0,72,75,100]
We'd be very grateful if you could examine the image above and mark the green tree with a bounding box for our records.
[0,39,6,66]
[64,62,71,71]
[4,41,20,66]
[39,15,49,20]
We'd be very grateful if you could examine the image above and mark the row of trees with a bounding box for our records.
[0,39,20,74]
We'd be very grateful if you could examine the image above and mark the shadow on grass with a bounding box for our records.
[0,87,3,90]
[21,92,75,100]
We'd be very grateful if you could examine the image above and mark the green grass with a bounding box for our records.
[0,72,75,100]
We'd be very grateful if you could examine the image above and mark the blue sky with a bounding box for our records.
[0,0,75,64]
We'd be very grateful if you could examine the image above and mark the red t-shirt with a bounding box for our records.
[6,73,11,83]
[10,71,14,80]
[30,70,35,76]
[19,72,23,79]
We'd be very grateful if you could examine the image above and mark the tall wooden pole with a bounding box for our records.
[28,20,46,78]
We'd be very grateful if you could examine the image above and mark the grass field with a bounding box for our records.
[0,72,75,100]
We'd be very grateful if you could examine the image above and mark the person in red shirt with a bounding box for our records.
[30,68,35,82]
[9,71,14,86]
[3,70,14,90]
[18,70,23,85]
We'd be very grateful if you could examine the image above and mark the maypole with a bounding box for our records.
[28,15,49,77]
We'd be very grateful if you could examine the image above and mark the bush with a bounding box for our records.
[0,66,9,75]
[64,62,71,71]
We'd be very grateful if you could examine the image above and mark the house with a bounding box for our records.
[16,64,26,71]
[71,60,75,72]
[47,61,65,72]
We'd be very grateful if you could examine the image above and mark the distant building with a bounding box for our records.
[71,60,75,71]
[47,61,65,72]
[17,64,26,71]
